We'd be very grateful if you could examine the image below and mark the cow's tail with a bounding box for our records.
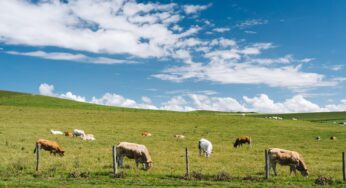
[198,140,201,150]
[33,146,36,154]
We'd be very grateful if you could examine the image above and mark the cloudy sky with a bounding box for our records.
[1,0,346,113]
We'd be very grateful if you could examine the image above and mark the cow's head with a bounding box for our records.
[144,160,153,170]
[59,150,65,157]
[297,160,309,176]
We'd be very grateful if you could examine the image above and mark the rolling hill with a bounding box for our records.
[0,90,346,187]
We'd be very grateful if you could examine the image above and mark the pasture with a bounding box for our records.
[0,91,346,187]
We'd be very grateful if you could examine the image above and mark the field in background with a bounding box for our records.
[0,91,346,187]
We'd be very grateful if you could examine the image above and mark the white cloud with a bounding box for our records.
[39,83,55,96]
[141,96,152,104]
[243,94,321,113]
[6,50,137,64]
[236,19,268,29]
[60,92,86,102]
[39,83,86,102]
[183,4,210,14]
[244,30,257,34]
[37,83,346,113]
[0,0,204,59]
[331,65,343,71]
[212,27,230,33]
[154,60,335,88]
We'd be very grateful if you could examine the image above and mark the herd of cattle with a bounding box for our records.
[34,130,313,177]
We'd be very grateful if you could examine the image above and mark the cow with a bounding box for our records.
[73,129,85,137]
[268,148,309,177]
[174,134,185,140]
[233,136,252,148]
[50,129,63,135]
[330,136,336,140]
[315,136,321,141]
[142,131,152,137]
[116,142,153,170]
[198,138,213,158]
[80,134,95,141]
[34,139,64,156]
[64,131,73,137]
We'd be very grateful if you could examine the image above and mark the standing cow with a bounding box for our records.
[34,139,64,156]
[198,138,213,158]
[116,142,153,170]
[233,136,252,148]
[268,148,309,176]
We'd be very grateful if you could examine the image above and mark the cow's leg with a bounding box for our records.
[199,149,202,156]
[271,162,277,176]
[135,159,139,169]
[119,156,124,168]
[289,165,294,175]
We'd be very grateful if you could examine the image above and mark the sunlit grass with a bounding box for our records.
[0,91,346,187]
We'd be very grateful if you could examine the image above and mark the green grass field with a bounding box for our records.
[1,90,346,187]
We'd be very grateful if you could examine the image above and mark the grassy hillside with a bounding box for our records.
[0,90,154,112]
[0,91,346,187]
[255,112,346,124]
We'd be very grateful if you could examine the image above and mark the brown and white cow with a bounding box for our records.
[268,148,309,176]
[34,139,65,156]
[116,142,153,170]
[233,136,252,148]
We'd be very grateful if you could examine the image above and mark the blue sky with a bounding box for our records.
[0,0,345,113]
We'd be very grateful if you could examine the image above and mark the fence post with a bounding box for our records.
[36,144,40,172]
[185,146,189,178]
[343,152,346,181]
[265,149,269,179]
[112,145,117,177]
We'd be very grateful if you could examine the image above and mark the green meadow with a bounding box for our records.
[0,90,346,187]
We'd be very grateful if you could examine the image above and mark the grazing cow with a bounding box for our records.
[330,136,336,140]
[34,139,64,156]
[174,135,185,140]
[198,138,213,158]
[116,142,153,170]
[64,131,73,137]
[73,129,85,137]
[315,136,321,141]
[50,129,63,135]
[80,134,95,141]
[142,131,152,137]
[268,148,309,177]
[233,136,252,148]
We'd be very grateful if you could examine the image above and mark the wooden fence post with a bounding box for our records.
[36,144,40,172]
[112,145,117,177]
[343,152,346,181]
[265,149,269,179]
[185,146,189,178]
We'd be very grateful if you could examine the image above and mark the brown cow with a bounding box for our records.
[116,142,152,170]
[34,139,64,156]
[268,148,309,177]
[64,131,73,137]
[233,136,252,148]
[142,131,152,137]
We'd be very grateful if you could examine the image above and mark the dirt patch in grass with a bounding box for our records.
[315,176,334,186]
[213,171,231,181]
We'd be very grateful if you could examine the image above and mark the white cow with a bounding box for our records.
[80,134,95,141]
[50,129,63,135]
[73,129,85,137]
[198,138,213,158]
